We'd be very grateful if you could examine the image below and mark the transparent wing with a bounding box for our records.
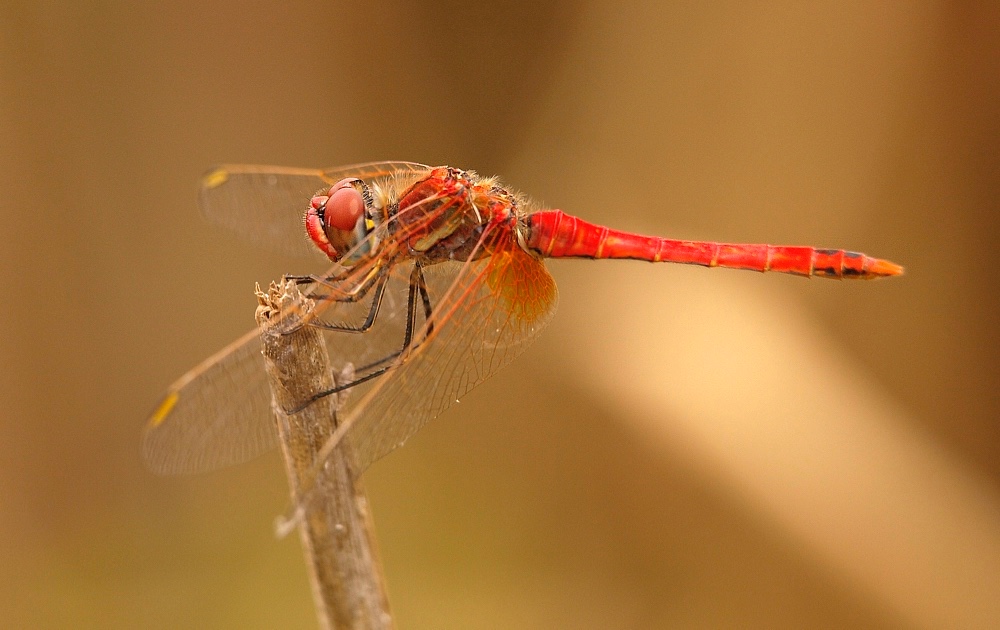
[325,226,559,473]
[199,161,430,257]
[142,223,558,476]
[142,329,275,474]
[141,255,399,474]
[144,161,429,474]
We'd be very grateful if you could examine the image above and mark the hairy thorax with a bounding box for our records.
[387,167,522,264]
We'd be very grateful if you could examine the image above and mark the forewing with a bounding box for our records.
[142,328,275,474]
[199,161,430,257]
[144,162,431,474]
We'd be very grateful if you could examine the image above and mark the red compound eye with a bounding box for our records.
[324,179,365,231]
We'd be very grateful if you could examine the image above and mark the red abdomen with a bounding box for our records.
[525,210,903,279]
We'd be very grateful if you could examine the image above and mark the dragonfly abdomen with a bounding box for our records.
[525,209,903,279]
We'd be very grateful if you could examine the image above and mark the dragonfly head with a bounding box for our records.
[306,178,375,263]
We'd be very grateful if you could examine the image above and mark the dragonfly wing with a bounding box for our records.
[146,162,438,474]
[199,161,430,258]
[140,246,402,474]
[319,161,432,182]
[142,328,276,474]
[142,236,557,475]
[325,228,559,472]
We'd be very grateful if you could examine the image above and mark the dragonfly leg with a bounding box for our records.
[277,266,387,336]
[285,274,318,285]
[308,268,379,300]
[354,262,433,373]
[306,269,390,334]
[285,264,379,300]
[284,261,432,414]
[417,267,434,338]
[286,262,363,286]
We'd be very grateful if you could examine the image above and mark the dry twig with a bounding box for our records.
[256,280,392,630]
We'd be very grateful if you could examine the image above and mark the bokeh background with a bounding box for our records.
[2,1,998,628]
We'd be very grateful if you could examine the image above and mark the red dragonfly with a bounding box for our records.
[143,161,902,475]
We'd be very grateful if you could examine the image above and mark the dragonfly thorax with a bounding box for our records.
[393,167,520,264]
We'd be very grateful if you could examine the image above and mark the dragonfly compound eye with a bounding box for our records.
[305,178,373,262]
[325,179,366,231]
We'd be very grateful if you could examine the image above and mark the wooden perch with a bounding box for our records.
[256,280,393,630]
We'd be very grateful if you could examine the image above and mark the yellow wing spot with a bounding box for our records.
[149,392,179,427]
[202,168,230,190]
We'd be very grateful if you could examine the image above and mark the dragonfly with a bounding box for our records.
[143,161,903,476]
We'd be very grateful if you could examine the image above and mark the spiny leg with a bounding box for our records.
[306,268,390,334]
[285,260,366,286]
[285,273,320,285]
[417,267,434,338]
[355,262,433,373]
[285,261,431,414]
[277,265,387,337]
[285,260,381,301]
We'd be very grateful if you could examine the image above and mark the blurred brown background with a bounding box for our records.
[2,1,998,628]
